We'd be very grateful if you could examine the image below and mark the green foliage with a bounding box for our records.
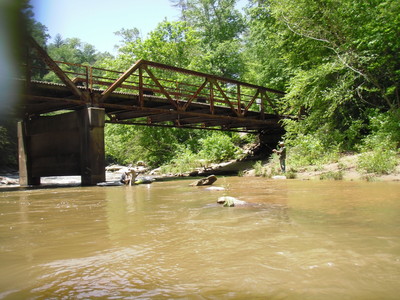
[104,124,208,167]
[21,0,49,46]
[253,161,267,177]
[104,124,140,165]
[286,135,340,168]
[243,0,400,166]
[286,169,297,179]
[198,132,241,162]
[356,110,400,174]
[160,146,201,174]
[359,110,400,150]
[357,150,398,175]
[19,0,49,79]
[267,0,400,111]
[320,171,343,181]
[139,126,208,167]
[157,131,243,173]
[0,125,17,167]
[114,21,199,68]
[174,0,246,78]
[252,159,282,178]
[181,0,245,43]
[47,36,100,65]
[283,118,340,167]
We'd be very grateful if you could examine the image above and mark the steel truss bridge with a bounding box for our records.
[22,36,286,135]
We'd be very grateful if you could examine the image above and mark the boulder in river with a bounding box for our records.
[190,175,217,186]
[134,176,155,184]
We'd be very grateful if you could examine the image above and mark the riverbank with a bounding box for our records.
[243,154,400,182]
[1,153,400,188]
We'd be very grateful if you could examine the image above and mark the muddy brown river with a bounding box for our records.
[1,177,399,299]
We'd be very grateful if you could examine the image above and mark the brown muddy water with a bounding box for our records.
[0,177,399,299]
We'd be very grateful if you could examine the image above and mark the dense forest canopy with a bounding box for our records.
[1,0,399,174]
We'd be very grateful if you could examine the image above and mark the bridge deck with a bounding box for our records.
[24,81,283,133]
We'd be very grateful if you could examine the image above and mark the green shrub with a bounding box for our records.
[356,111,399,175]
[253,158,287,178]
[198,133,241,162]
[319,170,343,180]
[284,133,339,168]
[286,169,297,179]
[253,161,265,176]
[160,147,201,174]
[357,150,397,175]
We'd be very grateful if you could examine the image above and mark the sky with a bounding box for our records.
[32,0,248,55]
[32,0,182,54]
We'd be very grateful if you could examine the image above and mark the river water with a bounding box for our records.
[0,177,399,299]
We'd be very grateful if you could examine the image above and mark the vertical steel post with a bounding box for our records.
[139,66,144,107]
[210,81,214,114]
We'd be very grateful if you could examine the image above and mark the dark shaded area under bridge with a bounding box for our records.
[16,36,288,186]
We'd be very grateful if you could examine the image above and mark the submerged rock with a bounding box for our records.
[97,181,123,186]
[204,186,225,191]
[272,175,287,180]
[217,196,247,207]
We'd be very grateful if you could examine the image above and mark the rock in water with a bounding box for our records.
[190,175,217,186]
[134,176,155,184]
[272,175,287,180]
[217,196,247,207]
[205,186,225,191]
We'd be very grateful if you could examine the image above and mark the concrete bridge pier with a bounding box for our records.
[18,107,106,186]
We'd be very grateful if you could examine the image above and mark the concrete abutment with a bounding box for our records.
[18,107,105,186]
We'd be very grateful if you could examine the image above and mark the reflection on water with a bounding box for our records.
[1,178,400,299]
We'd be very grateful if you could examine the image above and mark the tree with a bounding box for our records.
[243,1,290,90]
[18,0,49,79]
[115,28,141,44]
[173,0,246,78]
[20,0,49,47]
[242,0,399,163]
[113,20,200,68]
[269,0,400,112]
[42,36,111,83]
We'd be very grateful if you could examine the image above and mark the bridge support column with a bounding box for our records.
[18,121,40,185]
[79,107,106,186]
[18,107,105,186]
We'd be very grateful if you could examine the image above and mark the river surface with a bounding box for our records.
[0,177,399,299]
